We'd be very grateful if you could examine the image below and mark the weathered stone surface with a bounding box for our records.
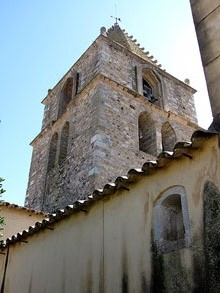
[204,181,220,292]
[25,26,198,212]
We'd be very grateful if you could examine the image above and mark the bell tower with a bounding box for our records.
[25,24,198,212]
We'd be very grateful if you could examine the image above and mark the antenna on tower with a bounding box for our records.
[111,3,121,24]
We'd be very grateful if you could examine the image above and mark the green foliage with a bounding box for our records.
[0,177,5,195]
[0,177,5,240]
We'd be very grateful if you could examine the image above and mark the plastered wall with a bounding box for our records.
[1,135,219,292]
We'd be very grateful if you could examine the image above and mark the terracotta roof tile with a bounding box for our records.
[1,202,47,216]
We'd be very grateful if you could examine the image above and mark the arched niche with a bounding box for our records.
[47,132,58,172]
[161,121,177,151]
[57,77,73,118]
[58,122,70,164]
[138,112,157,156]
[142,68,162,107]
[154,186,190,253]
[136,65,163,107]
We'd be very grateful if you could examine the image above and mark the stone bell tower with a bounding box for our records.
[25,24,198,212]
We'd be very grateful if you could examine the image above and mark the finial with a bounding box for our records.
[100,27,107,36]
[184,78,190,85]
[111,16,121,25]
[111,4,121,24]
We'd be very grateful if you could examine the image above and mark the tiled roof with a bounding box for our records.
[0,130,216,251]
[1,202,47,216]
[106,24,162,68]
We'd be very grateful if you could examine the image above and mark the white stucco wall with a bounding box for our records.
[0,206,46,241]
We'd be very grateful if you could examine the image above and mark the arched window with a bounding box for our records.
[154,186,190,253]
[138,112,157,156]
[143,79,157,103]
[58,77,73,118]
[161,122,177,151]
[47,132,58,172]
[58,122,69,164]
[142,69,162,107]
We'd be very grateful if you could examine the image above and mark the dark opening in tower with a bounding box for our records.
[47,132,58,172]
[58,77,73,118]
[138,112,157,156]
[143,79,157,103]
[141,69,161,106]
[161,121,177,152]
[59,122,70,164]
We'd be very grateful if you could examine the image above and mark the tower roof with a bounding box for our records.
[103,23,162,68]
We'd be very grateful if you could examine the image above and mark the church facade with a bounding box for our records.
[25,24,198,213]
[2,0,220,291]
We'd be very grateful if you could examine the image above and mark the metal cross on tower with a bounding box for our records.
[111,4,121,24]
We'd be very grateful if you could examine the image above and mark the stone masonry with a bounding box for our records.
[25,24,199,212]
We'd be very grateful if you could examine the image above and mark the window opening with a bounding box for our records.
[143,79,158,103]
[58,77,73,118]
[161,122,177,151]
[138,112,157,156]
[58,122,69,164]
[47,133,58,172]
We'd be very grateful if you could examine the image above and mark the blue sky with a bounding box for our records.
[0,1,212,206]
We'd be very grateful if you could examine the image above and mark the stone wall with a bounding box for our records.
[163,76,197,124]
[92,80,197,191]
[26,86,100,212]
[41,43,100,131]
[98,36,197,124]
[25,33,199,212]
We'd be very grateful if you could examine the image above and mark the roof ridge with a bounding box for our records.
[105,24,163,68]
[1,201,48,216]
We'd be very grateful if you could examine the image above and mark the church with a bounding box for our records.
[1,1,220,292]
[25,23,198,213]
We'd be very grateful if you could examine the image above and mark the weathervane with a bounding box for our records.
[111,4,121,24]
